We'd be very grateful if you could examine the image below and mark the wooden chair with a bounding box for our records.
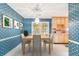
[43,34,53,54]
[33,35,41,56]
[21,34,32,55]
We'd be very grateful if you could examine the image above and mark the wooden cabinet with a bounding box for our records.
[52,16,68,43]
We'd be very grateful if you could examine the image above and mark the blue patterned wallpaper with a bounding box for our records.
[0,3,24,56]
[69,3,79,56]
[23,18,51,35]
[23,18,34,35]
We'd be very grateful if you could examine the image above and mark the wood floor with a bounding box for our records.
[5,44,68,56]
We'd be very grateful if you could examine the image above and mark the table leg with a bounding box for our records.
[22,43,25,55]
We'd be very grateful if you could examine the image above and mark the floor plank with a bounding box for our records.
[5,44,68,56]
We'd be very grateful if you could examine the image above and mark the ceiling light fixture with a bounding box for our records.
[32,4,42,24]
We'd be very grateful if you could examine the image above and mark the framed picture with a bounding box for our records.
[14,20,19,29]
[3,15,13,28]
[19,23,23,30]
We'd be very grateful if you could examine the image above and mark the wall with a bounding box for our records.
[23,18,51,35]
[0,3,24,56]
[69,3,79,56]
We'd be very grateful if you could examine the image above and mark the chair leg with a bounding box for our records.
[28,44,30,52]
[32,43,34,56]
[44,43,46,50]
[49,43,51,54]
[22,43,25,55]
[52,43,53,50]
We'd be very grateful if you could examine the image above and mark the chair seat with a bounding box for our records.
[44,39,52,43]
[24,40,31,44]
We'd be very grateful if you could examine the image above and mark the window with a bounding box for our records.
[32,22,49,35]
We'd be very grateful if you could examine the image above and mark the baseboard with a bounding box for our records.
[54,43,68,44]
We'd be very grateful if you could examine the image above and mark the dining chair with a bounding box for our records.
[43,34,53,54]
[33,35,41,56]
[21,34,32,55]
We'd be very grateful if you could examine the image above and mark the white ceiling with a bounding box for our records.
[8,3,68,18]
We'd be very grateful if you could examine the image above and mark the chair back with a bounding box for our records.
[33,35,41,55]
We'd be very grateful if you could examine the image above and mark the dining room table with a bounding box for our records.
[21,34,50,55]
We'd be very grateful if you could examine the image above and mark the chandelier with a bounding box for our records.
[32,4,42,24]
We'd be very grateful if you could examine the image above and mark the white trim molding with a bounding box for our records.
[0,35,20,42]
[69,40,79,45]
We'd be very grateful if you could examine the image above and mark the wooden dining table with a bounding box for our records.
[22,35,49,40]
[21,34,50,55]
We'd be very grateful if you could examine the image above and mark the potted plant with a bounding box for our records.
[24,30,28,36]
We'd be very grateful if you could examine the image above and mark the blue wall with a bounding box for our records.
[0,3,24,56]
[23,18,51,35]
[69,3,79,56]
